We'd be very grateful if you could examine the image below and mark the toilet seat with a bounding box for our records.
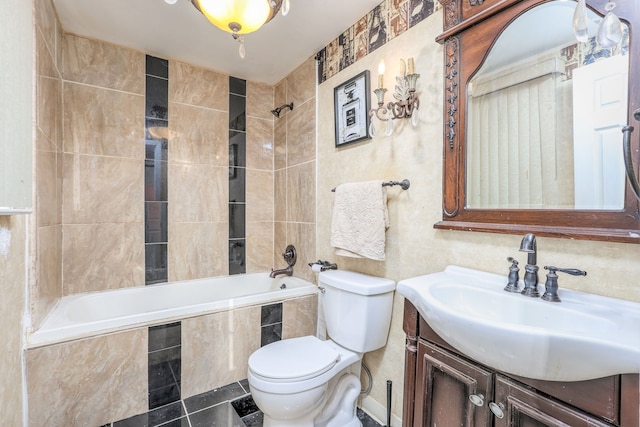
[248,336,340,382]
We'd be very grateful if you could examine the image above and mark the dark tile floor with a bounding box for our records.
[102,380,383,427]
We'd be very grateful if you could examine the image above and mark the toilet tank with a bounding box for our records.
[318,270,396,353]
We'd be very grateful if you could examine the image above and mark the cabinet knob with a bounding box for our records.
[468,394,484,407]
[489,402,505,419]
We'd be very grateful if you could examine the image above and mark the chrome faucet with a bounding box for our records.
[270,244,297,278]
[519,233,539,297]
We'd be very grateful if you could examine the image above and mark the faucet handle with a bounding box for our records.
[542,266,587,302]
[504,257,520,293]
[545,266,587,277]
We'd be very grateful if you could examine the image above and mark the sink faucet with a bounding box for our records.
[270,244,297,278]
[519,233,539,297]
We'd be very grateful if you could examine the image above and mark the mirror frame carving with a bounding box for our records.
[434,0,640,243]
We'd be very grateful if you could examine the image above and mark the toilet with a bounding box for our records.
[247,270,396,427]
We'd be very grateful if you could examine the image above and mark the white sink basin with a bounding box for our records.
[397,266,640,382]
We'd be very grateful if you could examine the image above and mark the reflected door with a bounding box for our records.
[573,54,629,209]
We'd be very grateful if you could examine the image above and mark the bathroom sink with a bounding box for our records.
[397,266,640,382]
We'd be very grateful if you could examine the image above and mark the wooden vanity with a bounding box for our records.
[402,301,640,426]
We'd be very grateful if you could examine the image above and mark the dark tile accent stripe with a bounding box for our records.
[260,303,283,347]
[148,323,182,410]
[229,77,247,275]
[145,55,170,286]
[261,303,282,325]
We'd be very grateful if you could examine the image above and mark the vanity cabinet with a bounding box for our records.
[403,301,640,427]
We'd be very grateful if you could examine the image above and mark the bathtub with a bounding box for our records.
[28,273,317,348]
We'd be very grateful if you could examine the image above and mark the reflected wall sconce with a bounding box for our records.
[368,58,420,137]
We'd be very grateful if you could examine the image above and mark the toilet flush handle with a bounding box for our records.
[318,286,326,294]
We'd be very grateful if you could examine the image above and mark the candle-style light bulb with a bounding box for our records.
[408,58,415,75]
[378,60,385,88]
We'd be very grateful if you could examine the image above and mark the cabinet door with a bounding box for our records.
[415,341,493,427]
[493,375,613,427]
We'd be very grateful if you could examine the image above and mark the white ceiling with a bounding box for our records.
[52,0,383,85]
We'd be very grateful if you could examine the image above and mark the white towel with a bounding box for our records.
[330,180,390,261]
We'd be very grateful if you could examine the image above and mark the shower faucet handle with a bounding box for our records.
[282,244,297,266]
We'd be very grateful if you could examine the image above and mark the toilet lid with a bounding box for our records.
[249,336,340,381]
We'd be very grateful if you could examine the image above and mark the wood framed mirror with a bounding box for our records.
[434,0,640,243]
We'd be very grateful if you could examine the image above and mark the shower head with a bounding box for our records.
[271,102,294,118]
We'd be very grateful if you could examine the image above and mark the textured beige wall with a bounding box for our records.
[0,215,27,426]
[316,10,640,422]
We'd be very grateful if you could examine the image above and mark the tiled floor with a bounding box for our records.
[103,380,383,427]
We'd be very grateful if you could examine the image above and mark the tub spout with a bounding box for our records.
[270,244,297,278]
[269,265,293,278]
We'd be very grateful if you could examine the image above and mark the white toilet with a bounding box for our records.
[247,270,396,427]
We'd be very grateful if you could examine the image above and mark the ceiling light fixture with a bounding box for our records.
[189,0,288,58]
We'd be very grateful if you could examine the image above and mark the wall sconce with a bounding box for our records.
[368,58,420,137]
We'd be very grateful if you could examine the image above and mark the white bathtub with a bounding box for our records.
[28,273,317,348]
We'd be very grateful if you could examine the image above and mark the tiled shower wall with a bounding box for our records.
[274,57,317,284]
[29,32,281,312]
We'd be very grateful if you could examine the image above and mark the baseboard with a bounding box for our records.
[359,395,402,427]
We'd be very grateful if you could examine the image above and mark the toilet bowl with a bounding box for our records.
[248,336,361,427]
[247,270,396,427]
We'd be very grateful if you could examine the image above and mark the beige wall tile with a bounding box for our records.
[274,169,286,222]
[246,169,274,222]
[283,295,318,339]
[287,222,316,283]
[169,61,228,111]
[36,27,57,80]
[246,117,274,170]
[37,76,61,145]
[169,102,228,166]
[64,82,145,159]
[274,80,287,110]
[247,81,274,121]
[31,224,62,328]
[286,161,316,223]
[62,34,145,94]
[182,306,261,398]
[62,154,144,224]
[63,223,145,294]
[274,221,287,268]
[35,0,57,61]
[287,57,316,109]
[169,163,228,223]
[36,145,60,227]
[168,222,228,281]
[246,221,274,273]
[274,117,287,170]
[26,329,148,427]
[286,99,316,166]
[0,216,27,426]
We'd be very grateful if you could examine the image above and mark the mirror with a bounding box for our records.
[466,1,629,210]
[435,0,640,243]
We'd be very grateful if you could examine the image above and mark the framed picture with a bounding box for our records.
[334,70,371,147]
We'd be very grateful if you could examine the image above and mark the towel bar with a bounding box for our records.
[331,179,410,192]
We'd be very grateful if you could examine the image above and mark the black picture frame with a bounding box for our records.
[334,70,371,147]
